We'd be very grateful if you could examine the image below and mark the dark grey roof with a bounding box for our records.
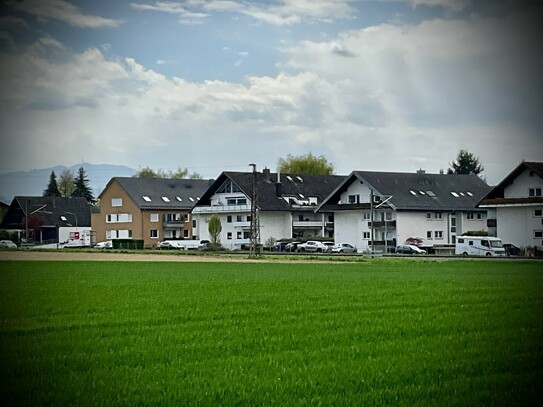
[195,171,345,211]
[0,196,91,229]
[320,171,491,212]
[105,177,214,209]
[478,161,543,205]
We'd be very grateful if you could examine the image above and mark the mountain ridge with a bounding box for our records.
[0,163,137,204]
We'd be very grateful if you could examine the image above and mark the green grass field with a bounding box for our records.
[0,259,542,406]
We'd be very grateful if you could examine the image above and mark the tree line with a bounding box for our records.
[42,149,484,204]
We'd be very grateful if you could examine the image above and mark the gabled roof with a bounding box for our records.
[319,170,491,212]
[0,196,91,229]
[100,177,214,210]
[195,171,345,211]
[478,161,543,206]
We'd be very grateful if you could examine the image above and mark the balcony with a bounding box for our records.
[292,220,323,228]
[163,219,187,228]
[192,204,251,214]
[370,220,396,228]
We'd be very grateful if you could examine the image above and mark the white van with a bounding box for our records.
[455,236,506,257]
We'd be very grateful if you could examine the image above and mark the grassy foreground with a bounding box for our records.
[0,259,542,406]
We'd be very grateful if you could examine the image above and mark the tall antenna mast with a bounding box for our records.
[248,163,260,257]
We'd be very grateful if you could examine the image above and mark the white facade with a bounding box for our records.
[494,167,542,247]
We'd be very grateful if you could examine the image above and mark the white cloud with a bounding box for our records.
[1,6,541,184]
[132,0,355,25]
[8,0,122,28]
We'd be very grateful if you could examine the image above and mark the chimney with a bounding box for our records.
[417,169,426,174]
[262,167,270,179]
[275,169,282,197]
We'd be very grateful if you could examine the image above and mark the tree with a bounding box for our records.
[277,153,335,175]
[447,150,484,176]
[43,171,61,197]
[71,167,95,204]
[208,214,222,246]
[134,166,203,179]
[58,168,75,197]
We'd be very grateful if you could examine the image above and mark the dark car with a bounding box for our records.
[503,244,522,257]
[395,245,426,254]
[274,241,288,252]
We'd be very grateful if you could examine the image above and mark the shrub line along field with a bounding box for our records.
[0,255,542,405]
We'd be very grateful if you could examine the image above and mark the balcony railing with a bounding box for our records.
[192,204,251,214]
[369,220,396,228]
[292,220,323,228]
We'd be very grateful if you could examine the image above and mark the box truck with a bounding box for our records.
[455,236,506,257]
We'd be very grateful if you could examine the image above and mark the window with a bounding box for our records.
[111,198,122,207]
[227,215,232,223]
[529,188,542,197]
[457,238,464,244]
[451,192,459,197]
[143,196,151,202]
[426,212,432,220]
[236,215,242,222]
[227,232,232,240]
[410,190,417,195]
[426,191,436,197]
[363,212,370,220]
[237,231,242,239]
[434,212,442,220]
[106,229,132,239]
[150,213,159,222]
[535,209,543,217]
[348,194,360,204]
[244,232,251,239]
[534,230,543,239]
[162,196,170,202]
[427,231,432,239]
[176,197,182,202]
[435,231,443,239]
[467,212,475,220]
[227,197,247,205]
[217,180,241,193]
[183,230,189,238]
[363,232,370,239]
[247,215,252,222]
[106,213,132,223]
[468,212,482,220]
[150,230,159,239]
[192,220,196,228]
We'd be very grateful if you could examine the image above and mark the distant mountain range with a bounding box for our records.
[0,163,136,204]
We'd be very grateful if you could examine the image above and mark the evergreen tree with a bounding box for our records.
[447,150,484,176]
[71,167,95,204]
[43,171,61,197]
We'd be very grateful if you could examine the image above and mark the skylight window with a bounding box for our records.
[459,192,465,196]
[286,175,293,182]
[466,191,473,196]
[296,176,303,182]
[189,197,195,202]
[426,191,436,197]
[176,197,182,202]
[451,192,459,197]
[419,191,426,195]
[410,190,417,195]
[143,196,151,202]
[299,194,305,198]
[162,196,170,202]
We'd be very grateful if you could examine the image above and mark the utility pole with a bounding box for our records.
[249,164,260,257]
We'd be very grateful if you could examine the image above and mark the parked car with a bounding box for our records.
[395,245,426,254]
[157,241,181,250]
[322,242,335,252]
[503,243,522,257]
[331,243,357,253]
[297,240,328,253]
[0,240,17,248]
[273,241,288,252]
[94,241,112,250]
[285,241,301,252]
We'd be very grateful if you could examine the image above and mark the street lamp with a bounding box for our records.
[61,211,78,228]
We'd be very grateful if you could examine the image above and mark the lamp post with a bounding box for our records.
[64,211,78,229]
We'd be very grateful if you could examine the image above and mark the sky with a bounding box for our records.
[0,0,542,186]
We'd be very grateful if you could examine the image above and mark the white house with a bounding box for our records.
[191,169,344,249]
[317,170,491,253]
[478,161,543,249]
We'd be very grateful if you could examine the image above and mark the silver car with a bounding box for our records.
[331,243,357,253]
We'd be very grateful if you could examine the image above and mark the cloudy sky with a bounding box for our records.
[0,0,541,185]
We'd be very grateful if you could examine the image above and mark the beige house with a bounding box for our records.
[92,177,213,248]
